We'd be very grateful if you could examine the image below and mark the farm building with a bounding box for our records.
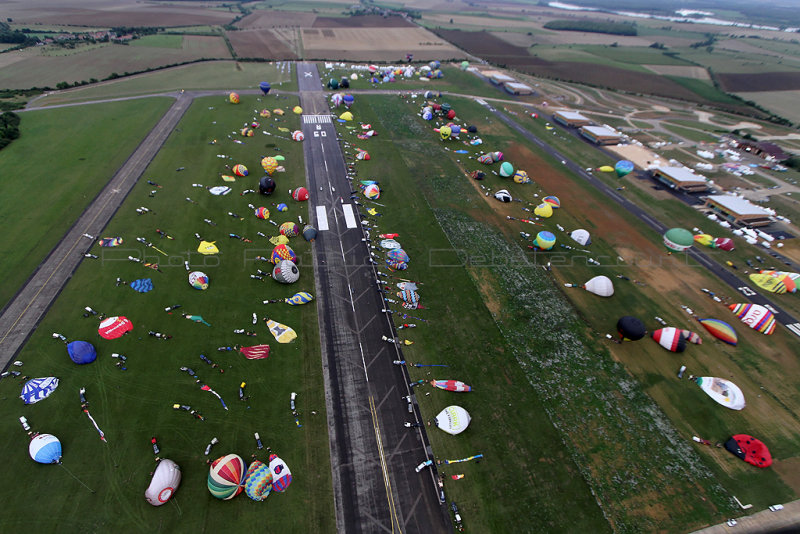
[651,166,709,192]
[580,125,623,145]
[734,140,790,162]
[704,194,773,227]
[482,70,516,85]
[553,110,591,127]
[504,82,534,95]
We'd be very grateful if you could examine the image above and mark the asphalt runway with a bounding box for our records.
[298,62,450,533]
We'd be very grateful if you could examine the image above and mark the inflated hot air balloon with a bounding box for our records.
[446,109,456,120]
[614,160,634,177]
[286,292,314,305]
[189,271,209,290]
[271,244,297,264]
[387,248,410,263]
[724,434,772,468]
[761,271,796,293]
[260,109,271,118]
[513,170,530,184]
[277,203,288,212]
[583,275,614,297]
[272,260,299,284]
[145,459,181,506]
[543,196,560,208]
[491,151,504,162]
[343,94,354,108]
[259,176,276,196]
[729,303,776,335]
[67,341,96,364]
[98,316,133,340]
[431,380,472,392]
[695,376,745,410]
[232,164,248,177]
[331,93,343,107]
[259,81,271,95]
[29,433,62,464]
[290,105,301,115]
[698,318,737,345]
[617,316,645,341]
[460,60,469,70]
[208,454,246,500]
[291,130,304,142]
[269,454,292,492]
[651,327,686,352]
[694,234,713,247]
[244,460,273,501]
[450,124,461,137]
[435,406,471,435]
[570,229,591,246]
[439,125,452,140]
[197,240,219,255]
[280,222,299,238]
[21,377,59,404]
[339,111,353,122]
[363,183,380,199]
[534,231,556,250]
[749,273,787,294]
[534,203,553,218]
[254,207,270,219]
[292,187,309,202]
[714,237,734,251]
[499,162,514,177]
[302,225,317,242]
[477,153,494,165]
[229,92,239,104]
[663,228,693,252]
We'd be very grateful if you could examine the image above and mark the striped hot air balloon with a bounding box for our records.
[208,454,246,500]
[285,292,314,305]
[729,303,776,335]
[698,318,737,346]
[232,164,248,177]
[543,196,560,208]
[254,207,270,219]
[749,273,787,294]
[431,380,472,392]
[268,454,292,492]
[651,327,686,352]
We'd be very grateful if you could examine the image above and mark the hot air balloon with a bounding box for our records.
[363,183,380,199]
[439,125,451,140]
[21,377,59,404]
[749,273,787,294]
[244,460,273,501]
[67,341,96,364]
[387,248,410,263]
[450,124,461,137]
[355,149,370,160]
[259,176,276,196]
[259,81,271,95]
[714,237,734,251]
[431,380,472,392]
[229,92,239,104]
[533,203,553,218]
[331,93,343,107]
[694,234,713,247]
[269,454,292,492]
[386,260,408,270]
[491,151,504,162]
[288,130,303,142]
[682,330,703,344]
[729,303,776,335]
[513,170,530,184]
[208,454,246,500]
[97,316,133,340]
[260,109,271,118]
[292,187,309,202]
[302,225,317,242]
[286,292,314,305]
[760,271,796,293]
[583,275,614,297]
[570,229,591,246]
[272,260,299,284]
[477,153,494,165]
[617,316,645,341]
[614,160,634,177]
[273,108,284,116]
[534,231,556,250]
[240,127,254,137]
[145,459,181,506]
[494,189,512,202]
[499,162,514,177]
[435,406,471,435]
[380,239,401,250]
[543,196,560,208]
[446,109,456,120]
[232,164,248,177]
[198,241,219,255]
[339,111,353,122]
[29,433,62,464]
[208,186,231,196]
[663,228,693,252]
[280,222,299,238]
[291,105,301,115]
[266,319,297,343]
[597,165,614,173]
[188,271,209,290]
[271,244,297,264]
[695,377,745,410]
[724,434,772,468]
[343,94,354,108]
[698,318,737,345]
[277,203,288,212]
[254,207,270,219]
[651,327,686,352]
[460,60,469,70]
[327,78,339,89]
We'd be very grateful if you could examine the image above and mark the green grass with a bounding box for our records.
[663,75,744,104]
[0,93,334,532]
[130,35,184,49]
[661,121,722,143]
[33,62,297,107]
[0,98,173,309]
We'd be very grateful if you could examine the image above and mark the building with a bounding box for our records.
[503,82,534,95]
[482,70,516,85]
[580,125,623,145]
[553,110,591,127]
[704,195,773,227]
[651,165,709,192]
[734,140,790,162]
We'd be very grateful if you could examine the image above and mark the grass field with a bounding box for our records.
[736,90,800,125]
[130,35,184,49]
[32,62,297,107]
[661,122,722,143]
[0,98,173,309]
[0,93,334,532]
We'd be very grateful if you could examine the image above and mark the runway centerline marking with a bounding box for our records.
[342,204,357,229]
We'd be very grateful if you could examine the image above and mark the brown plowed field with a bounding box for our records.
[226,30,298,60]
[312,14,415,28]
[717,71,800,92]
[236,11,318,29]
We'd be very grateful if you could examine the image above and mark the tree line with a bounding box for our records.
[543,19,637,36]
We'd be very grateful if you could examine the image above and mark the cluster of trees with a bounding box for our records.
[543,19,637,36]
[0,23,39,46]
[0,111,20,151]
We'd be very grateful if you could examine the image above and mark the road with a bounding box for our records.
[297,62,449,534]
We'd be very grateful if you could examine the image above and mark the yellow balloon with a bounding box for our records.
[597,165,614,172]
[439,125,451,140]
[693,234,713,246]
[534,202,553,218]
[293,106,303,115]
[339,111,353,121]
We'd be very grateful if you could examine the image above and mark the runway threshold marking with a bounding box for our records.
[342,204,358,228]
[370,394,403,534]
[316,206,330,231]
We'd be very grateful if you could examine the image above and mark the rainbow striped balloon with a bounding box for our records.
[729,303,776,335]
[208,454,246,500]
[698,318,738,346]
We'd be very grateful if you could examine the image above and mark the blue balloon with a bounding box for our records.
[21,377,59,404]
[259,81,271,95]
[67,341,96,365]
[29,434,62,464]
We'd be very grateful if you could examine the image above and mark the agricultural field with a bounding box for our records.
[302,27,466,62]
[0,93,334,532]
[226,29,299,60]
[736,90,800,126]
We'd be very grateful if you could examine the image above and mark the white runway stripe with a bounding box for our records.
[341,204,357,229]
[302,115,333,124]
[315,205,329,231]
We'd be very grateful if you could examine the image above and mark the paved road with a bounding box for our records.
[0,93,193,368]
[298,62,449,534]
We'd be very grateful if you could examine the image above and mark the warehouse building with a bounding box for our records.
[580,125,623,145]
[704,195,773,227]
[651,166,709,192]
[553,110,591,127]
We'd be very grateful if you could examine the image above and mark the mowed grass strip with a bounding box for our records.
[0,98,174,309]
[0,94,334,533]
